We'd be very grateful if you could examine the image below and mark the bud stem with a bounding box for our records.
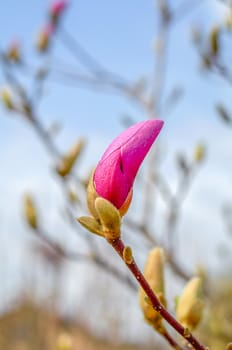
[109,238,207,350]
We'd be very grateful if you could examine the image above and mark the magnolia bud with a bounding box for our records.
[50,1,67,25]
[36,24,53,52]
[93,120,163,211]
[1,88,14,110]
[67,188,78,203]
[123,246,133,264]
[194,144,206,163]
[139,247,166,332]
[57,333,72,350]
[210,26,220,57]
[56,139,85,177]
[6,41,21,62]
[23,194,38,230]
[176,277,204,331]
[87,172,132,218]
[225,11,232,30]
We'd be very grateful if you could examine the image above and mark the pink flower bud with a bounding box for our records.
[93,120,164,210]
[43,23,54,36]
[50,0,67,17]
[36,24,54,52]
[6,40,21,62]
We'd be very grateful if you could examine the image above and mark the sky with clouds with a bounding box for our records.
[0,0,232,340]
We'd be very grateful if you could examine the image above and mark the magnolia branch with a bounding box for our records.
[110,238,206,350]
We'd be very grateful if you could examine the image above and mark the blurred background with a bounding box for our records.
[0,1,232,349]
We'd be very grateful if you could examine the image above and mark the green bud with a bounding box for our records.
[56,139,85,177]
[6,43,20,62]
[225,11,232,30]
[123,246,133,264]
[210,26,220,57]
[23,194,38,230]
[176,277,204,331]
[57,333,72,350]
[68,188,78,203]
[194,144,206,163]
[94,197,121,240]
[139,247,166,332]
[86,170,99,220]
[77,216,104,237]
[1,87,14,110]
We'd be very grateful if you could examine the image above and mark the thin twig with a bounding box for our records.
[34,227,137,291]
[58,26,126,84]
[172,0,204,23]
[110,238,207,350]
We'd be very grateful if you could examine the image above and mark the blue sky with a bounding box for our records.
[0,0,232,338]
[0,1,229,132]
[0,0,229,134]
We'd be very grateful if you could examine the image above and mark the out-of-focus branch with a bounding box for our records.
[161,159,202,274]
[58,25,128,84]
[1,56,139,293]
[151,1,171,117]
[111,238,206,350]
[172,0,204,22]
[212,62,232,85]
[0,0,205,289]
[33,227,137,291]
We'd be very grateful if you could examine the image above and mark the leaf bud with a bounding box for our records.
[56,139,85,177]
[77,216,104,237]
[210,26,220,57]
[94,197,121,241]
[123,246,133,264]
[194,143,206,163]
[139,247,166,332]
[176,277,204,331]
[57,333,72,350]
[0,87,15,110]
[23,194,38,230]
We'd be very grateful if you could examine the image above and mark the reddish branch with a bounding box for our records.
[110,238,207,350]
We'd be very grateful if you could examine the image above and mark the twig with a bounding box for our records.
[34,227,136,291]
[0,58,140,292]
[172,0,204,23]
[58,26,126,84]
[110,237,207,350]
[212,62,232,86]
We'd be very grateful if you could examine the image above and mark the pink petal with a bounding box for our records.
[94,119,164,209]
[50,0,67,16]
[42,23,54,37]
